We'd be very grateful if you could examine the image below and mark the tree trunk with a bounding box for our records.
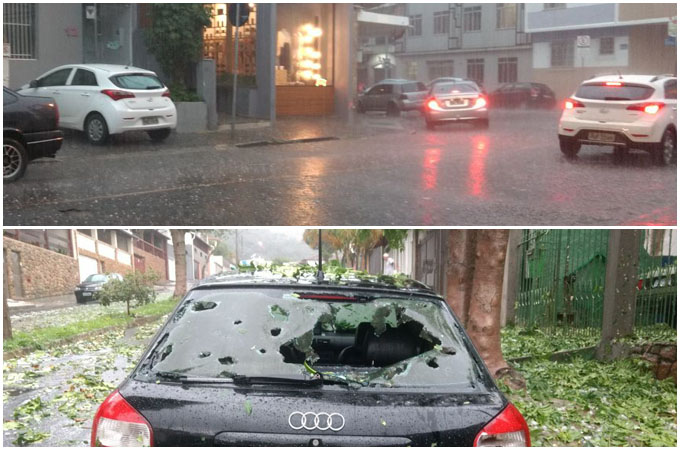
[446,230,476,326]
[466,230,511,378]
[170,230,188,298]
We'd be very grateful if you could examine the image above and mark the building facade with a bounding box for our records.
[393,3,532,91]
[525,3,677,99]
[131,230,170,281]
[74,229,135,281]
[3,3,356,121]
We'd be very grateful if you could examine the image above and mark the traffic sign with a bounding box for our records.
[576,35,590,48]
[228,3,251,27]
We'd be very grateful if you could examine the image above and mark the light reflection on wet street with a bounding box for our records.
[3,110,675,226]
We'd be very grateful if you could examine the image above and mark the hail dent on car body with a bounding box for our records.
[137,289,479,389]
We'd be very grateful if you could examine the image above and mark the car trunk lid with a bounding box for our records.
[120,381,504,446]
[573,82,656,124]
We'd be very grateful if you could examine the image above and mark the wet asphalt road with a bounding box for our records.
[4,109,676,226]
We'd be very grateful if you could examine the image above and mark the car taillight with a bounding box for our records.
[427,99,440,110]
[474,403,530,447]
[101,89,135,101]
[626,102,664,115]
[564,98,585,109]
[475,96,487,108]
[162,89,171,98]
[50,102,59,125]
[605,81,622,87]
[91,390,153,447]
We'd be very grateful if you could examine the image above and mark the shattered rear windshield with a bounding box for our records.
[136,288,481,389]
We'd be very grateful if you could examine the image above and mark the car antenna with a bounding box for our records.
[316,230,324,282]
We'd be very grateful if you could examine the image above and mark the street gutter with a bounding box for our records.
[235,136,339,148]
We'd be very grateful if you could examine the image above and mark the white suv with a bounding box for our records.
[558,75,677,165]
[18,64,177,145]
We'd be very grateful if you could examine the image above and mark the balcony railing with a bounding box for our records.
[134,237,166,259]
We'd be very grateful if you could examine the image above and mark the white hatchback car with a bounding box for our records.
[558,74,677,165]
[18,64,177,145]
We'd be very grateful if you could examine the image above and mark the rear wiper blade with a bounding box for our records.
[232,375,322,386]
[154,371,231,384]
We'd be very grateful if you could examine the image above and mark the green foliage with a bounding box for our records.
[503,356,677,446]
[144,4,212,88]
[501,326,600,359]
[98,271,159,314]
[3,297,179,353]
[167,83,202,103]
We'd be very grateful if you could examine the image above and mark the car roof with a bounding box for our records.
[379,79,418,84]
[53,63,155,74]
[584,74,676,85]
[191,272,441,299]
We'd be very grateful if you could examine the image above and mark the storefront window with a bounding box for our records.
[276,3,334,86]
[204,3,257,78]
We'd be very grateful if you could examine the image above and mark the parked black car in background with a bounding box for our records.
[91,274,530,447]
[3,87,63,182]
[489,82,556,109]
[75,273,123,303]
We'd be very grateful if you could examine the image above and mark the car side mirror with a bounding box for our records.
[29,79,38,88]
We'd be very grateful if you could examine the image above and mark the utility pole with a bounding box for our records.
[3,251,12,339]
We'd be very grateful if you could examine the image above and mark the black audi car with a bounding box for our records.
[91,274,530,447]
[3,86,63,182]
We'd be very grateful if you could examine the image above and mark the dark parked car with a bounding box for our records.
[356,79,428,116]
[91,274,530,447]
[75,273,123,303]
[3,86,63,182]
[489,82,556,109]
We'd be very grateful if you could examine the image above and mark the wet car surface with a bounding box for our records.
[91,274,530,446]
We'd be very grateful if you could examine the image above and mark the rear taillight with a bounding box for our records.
[162,89,171,98]
[91,390,153,447]
[50,102,59,125]
[427,98,440,110]
[101,89,135,101]
[474,403,530,447]
[605,81,622,87]
[626,102,664,115]
[564,98,585,109]
[475,96,487,108]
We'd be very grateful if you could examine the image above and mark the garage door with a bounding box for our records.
[78,255,99,282]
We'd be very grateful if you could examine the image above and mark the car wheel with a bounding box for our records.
[386,103,400,117]
[655,128,676,166]
[85,113,110,145]
[3,138,28,183]
[356,102,365,114]
[148,128,172,142]
[559,136,581,159]
[475,118,489,129]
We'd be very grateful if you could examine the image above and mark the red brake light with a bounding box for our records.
[626,102,664,115]
[474,403,530,447]
[101,89,135,101]
[91,390,153,447]
[475,96,487,108]
[564,98,585,110]
[427,99,439,110]
[605,81,622,87]
[162,89,171,98]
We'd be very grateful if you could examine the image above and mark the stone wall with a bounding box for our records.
[3,237,79,300]
[631,343,677,382]
[78,249,134,276]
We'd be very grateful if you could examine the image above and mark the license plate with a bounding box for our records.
[143,117,159,125]
[446,99,467,107]
[83,292,92,296]
[587,132,615,142]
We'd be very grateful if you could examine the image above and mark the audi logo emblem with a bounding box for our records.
[288,411,345,432]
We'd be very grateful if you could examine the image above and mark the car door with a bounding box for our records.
[363,85,383,110]
[375,84,393,110]
[20,67,74,126]
[65,68,99,130]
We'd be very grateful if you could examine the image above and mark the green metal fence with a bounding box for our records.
[515,230,676,336]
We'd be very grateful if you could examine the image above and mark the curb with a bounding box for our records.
[3,314,166,361]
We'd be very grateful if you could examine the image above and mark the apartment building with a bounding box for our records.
[394,3,532,91]
[525,3,677,99]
